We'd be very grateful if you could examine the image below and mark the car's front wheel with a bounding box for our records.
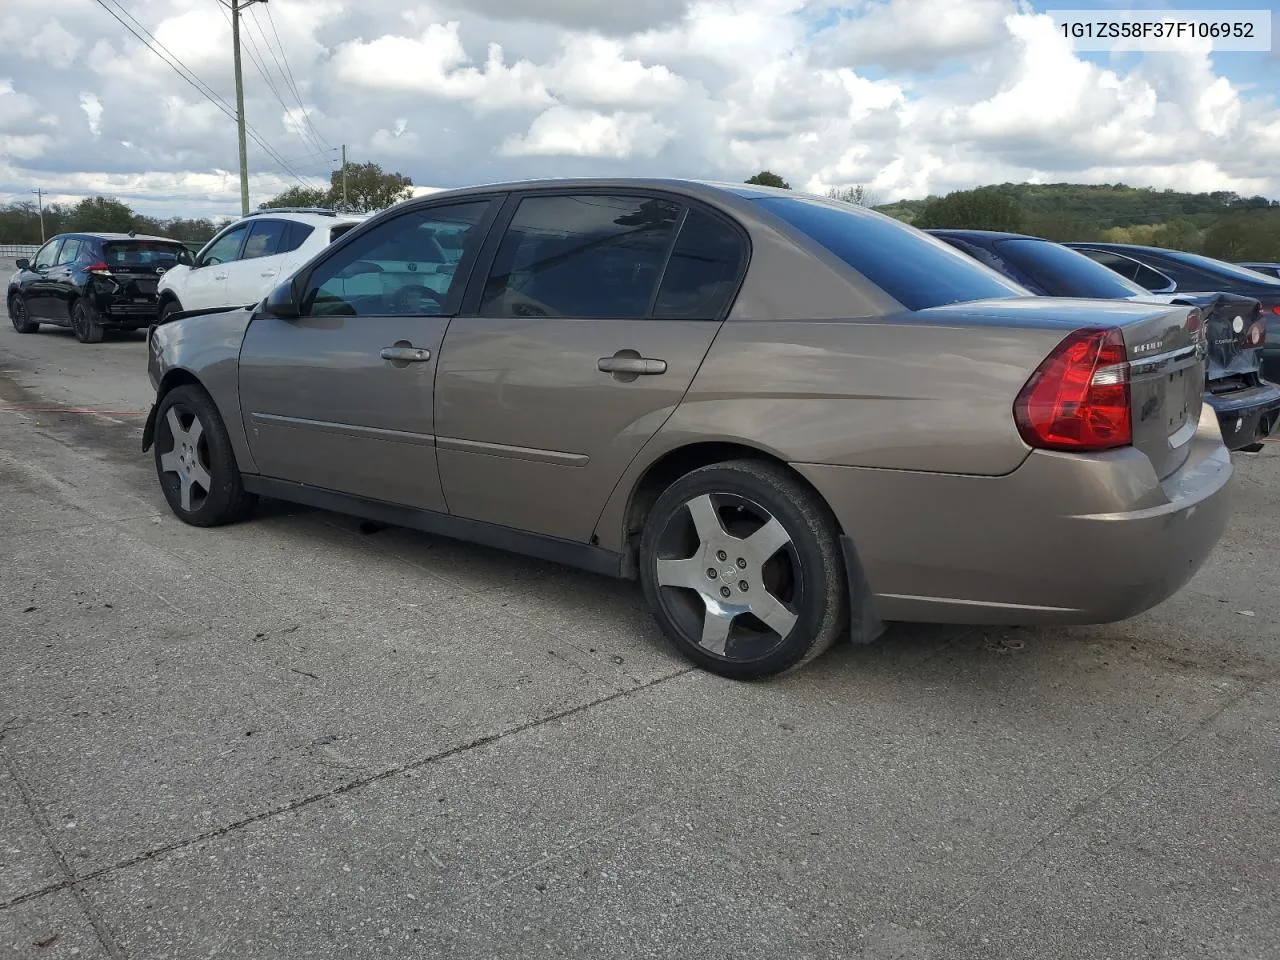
[8,295,38,334]
[158,299,182,323]
[639,459,848,680]
[153,384,256,527]
[70,300,104,343]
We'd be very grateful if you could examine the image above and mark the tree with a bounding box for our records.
[914,186,1026,233]
[331,162,413,213]
[1203,210,1280,261]
[827,185,878,207]
[66,196,136,233]
[746,170,790,190]
[259,185,329,210]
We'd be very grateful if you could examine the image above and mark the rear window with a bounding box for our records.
[754,197,1027,311]
[103,241,190,266]
[994,238,1148,299]
[1160,251,1280,287]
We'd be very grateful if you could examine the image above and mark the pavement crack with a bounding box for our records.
[0,740,129,958]
[0,665,695,913]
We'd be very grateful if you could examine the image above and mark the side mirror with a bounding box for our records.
[15,258,29,270]
[260,280,300,319]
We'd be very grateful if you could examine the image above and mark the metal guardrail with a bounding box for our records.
[0,244,40,258]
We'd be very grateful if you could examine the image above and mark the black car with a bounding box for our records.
[931,229,1280,453]
[1064,241,1280,382]
[1237,262,1280,280]
[7,233,193,343]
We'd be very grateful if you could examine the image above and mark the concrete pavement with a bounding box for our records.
[1,303,1278,959]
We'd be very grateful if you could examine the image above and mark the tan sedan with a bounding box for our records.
[143,179,1231,679]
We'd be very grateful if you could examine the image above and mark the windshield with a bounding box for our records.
[103,241,192,267]
[753,196,1027,310]
[994,238,1149,299]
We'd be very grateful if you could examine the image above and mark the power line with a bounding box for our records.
[261,3,333,152]
[90,0,317,190]
[210,0,328,165]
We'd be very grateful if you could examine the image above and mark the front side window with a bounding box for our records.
[754,197,1027,311]
[55,239,82,266]
[201,225,248,266]
[480,195,681,319]
[300,201,493,318]
[242,219,288,260]
[33,239,62,269]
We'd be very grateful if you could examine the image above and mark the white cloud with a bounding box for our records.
[332,22,553,111]
[500,106,674,158]
[0,0,1277,217]
[79,92,103,136]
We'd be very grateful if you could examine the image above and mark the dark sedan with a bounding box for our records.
[1237,262,1280,280]
[933,229,1280,452]
[7,233,193,343]
[1065,242,1280,382]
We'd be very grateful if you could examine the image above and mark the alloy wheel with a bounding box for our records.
[653,492,802,660]
[158,406,214,513]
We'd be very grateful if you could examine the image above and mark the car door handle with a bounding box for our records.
[380,345,432,363]
[214,273,227,280]
[597,355,667,376]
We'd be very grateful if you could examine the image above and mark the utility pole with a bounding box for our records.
[32,188,45,242]
[230,0,265,215]
[341,144,348,213]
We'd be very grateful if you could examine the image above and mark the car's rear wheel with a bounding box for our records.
[70,300,104,344]
[153,384,256,527]
[639,459,848,680]
[8,295,38,334]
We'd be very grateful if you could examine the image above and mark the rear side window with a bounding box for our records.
[480,194,681,319]
[994,239,1148,299]
[330,223,357,242]
[1076,250,1174,292]
[242,219,287,260]
[278,221,315,253]
[653,209,746,319]
[103,241,190,267]
[754,197,1027,311]
[55,239,82,265]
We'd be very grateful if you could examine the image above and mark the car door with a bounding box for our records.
[223,218,289,307]
[45,237,84,323]
[184,224,249,309]
[433,192,748,542]
[237,198,501,512]
[22,238,63,318]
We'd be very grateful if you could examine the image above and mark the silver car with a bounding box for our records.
[144,179,1232,679]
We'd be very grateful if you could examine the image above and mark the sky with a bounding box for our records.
[0,0,1277,218]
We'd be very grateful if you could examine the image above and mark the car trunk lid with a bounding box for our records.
[101,241,191,299]
[1138,291,1265,387]
[1120,304,1205,480]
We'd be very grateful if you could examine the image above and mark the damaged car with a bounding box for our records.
[931,229,1280,452]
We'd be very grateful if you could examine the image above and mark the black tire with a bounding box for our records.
[8,295,38,334]
[639,459,848,680]
[70,299,104,344]
[153,384,256,527]
[158,299,182,323]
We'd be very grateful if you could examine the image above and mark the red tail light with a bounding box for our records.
[86,261,112,275]
[1245,320,1266,347]
[1271,304,1280,317]
[1185,307,1203,338]
[1014,326,1131,452]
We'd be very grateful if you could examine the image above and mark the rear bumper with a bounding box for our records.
[1206,382,1280,450]
[796,405,1232,627]
[91,292,160,326]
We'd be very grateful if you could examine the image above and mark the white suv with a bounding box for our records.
[156,208,366,319]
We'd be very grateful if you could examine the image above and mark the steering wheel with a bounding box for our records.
[337,260,385,279]
[389,284,444,314]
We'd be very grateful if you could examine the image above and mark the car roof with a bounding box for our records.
[1238,261,1280,268]
[56,232,183,243]
[234,211,364,227]
[926,228,1045,243]
[391,177,813,206]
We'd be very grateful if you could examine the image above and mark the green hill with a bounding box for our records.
[874,182,1280,259]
